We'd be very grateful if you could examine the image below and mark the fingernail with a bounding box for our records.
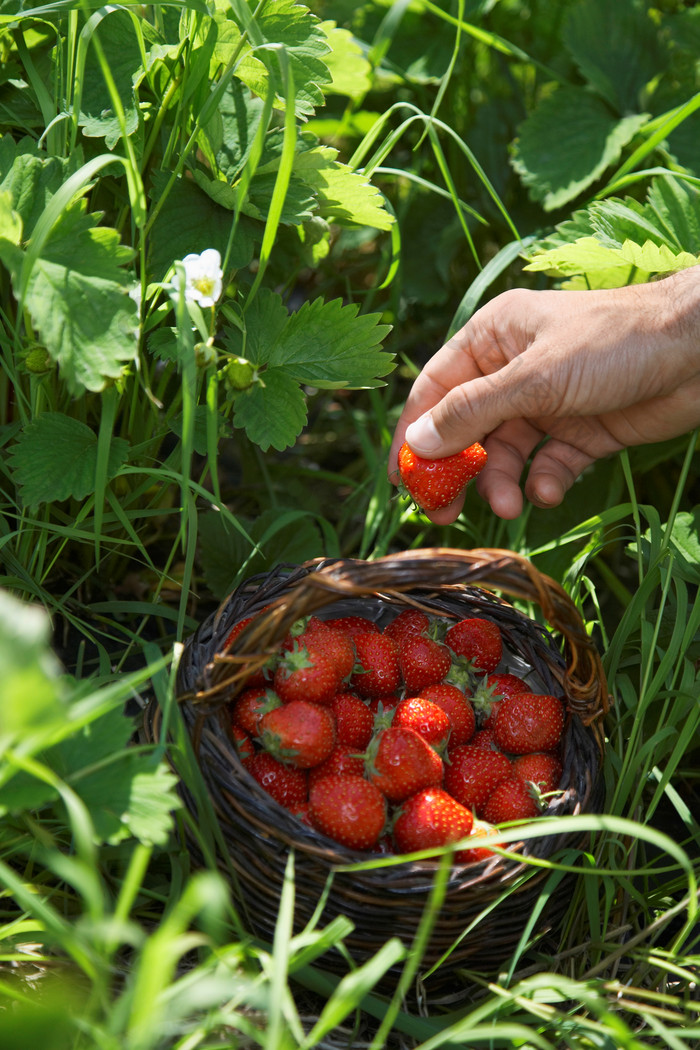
[405,414,441,453]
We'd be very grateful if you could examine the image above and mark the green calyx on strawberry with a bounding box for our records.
[396,440,488,512]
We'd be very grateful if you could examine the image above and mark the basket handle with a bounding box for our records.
[187,547,609,732]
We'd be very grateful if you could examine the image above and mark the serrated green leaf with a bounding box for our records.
[645,176,700,255]
[512,86,648,210]
[148,170,257,282]
[617,239,699,273]
[294,142,393,230]
[318,20,372,99]
[9,412,129,506]
[0,140,77,239]
[9,203,138,393]
[78,8,141,147]
[267,296,394,388]
[223,287,393,394]
[213,0,332,117]
[562,0,662,113]
[232,367,307,451]
[523,235,635,283]
[70,753,180,846]
[588,197,677,251]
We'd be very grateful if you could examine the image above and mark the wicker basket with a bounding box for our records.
[148,548,609,996]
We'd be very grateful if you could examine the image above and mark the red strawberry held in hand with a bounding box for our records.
[493,692,565,755]
[393,787,474,857]
[397,441,487,512]
[309,774,387,851]
[366,725,444,803]
[259,700,336,768]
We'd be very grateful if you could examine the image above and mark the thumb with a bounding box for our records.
[405,362,546,457]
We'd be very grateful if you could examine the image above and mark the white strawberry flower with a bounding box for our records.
[172,248,223,308]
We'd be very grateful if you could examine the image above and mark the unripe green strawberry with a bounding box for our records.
[397,441,487,511]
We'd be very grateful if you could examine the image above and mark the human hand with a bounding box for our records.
[389,267,700,522]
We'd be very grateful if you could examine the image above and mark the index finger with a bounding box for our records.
[387,330,488,478]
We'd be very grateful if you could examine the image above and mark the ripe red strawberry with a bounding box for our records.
[493,693,565,755]
[444,617,502,673]
[367,695,400,717]
[231,686,279,737]
[259,700,336,768]
[482,777,543,824]
[473,672,530,728]
[392,787,474,856]
[246,751,308,810]
[309,774,387,851]
[393,695,452,750]
[511,751,563,794]
[366,726,444,803]
[351,632,401,699]
[308,744,366,787]
[442,744,512,815]
[384,608,431,644]
[469,727,499,750]
[323,615,380,639]
[397,441,488,511]
[419,683,476,748]
[223,615,268,687]
[458,819,502,863]
[231,724,254,763]
[300,622,356,681]
[272,640,344,706]
[329,691,375,750]
[397,633,452,693]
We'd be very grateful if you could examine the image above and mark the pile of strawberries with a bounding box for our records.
[226,604,566,859]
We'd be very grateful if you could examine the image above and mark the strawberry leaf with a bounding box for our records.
[9,412,129,507]
[512,86,647,211]
[232,367,308,451]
